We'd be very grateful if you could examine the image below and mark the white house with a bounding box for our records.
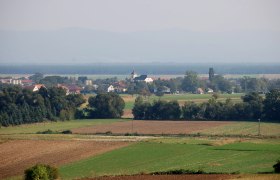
[25,84,46,92]
[107,85,115,92]
[207,88,214,93]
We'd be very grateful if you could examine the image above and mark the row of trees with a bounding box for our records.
[132,90,280,122]
[0,84,85,126]
[133,96,181,120]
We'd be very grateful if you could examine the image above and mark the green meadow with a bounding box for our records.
[0,119,126,135]
[60,140,280,179]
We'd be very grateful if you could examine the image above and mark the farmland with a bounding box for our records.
[72,120,280,137]
[59,140,280,179]
[0,140,130,179]
[1,119,280,180]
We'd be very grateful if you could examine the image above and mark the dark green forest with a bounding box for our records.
[0,84,85,126]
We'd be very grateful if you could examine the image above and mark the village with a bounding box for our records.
[0,68,235,97]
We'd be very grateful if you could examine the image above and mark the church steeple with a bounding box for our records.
[131,69,137,79]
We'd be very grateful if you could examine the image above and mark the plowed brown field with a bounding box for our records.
[0,140,130,179]
[72,120,233,135]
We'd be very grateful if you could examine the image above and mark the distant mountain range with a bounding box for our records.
[0,28,279,64]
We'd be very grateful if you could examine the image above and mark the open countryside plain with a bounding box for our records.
[0,92,278,180]
[1,118,280,180]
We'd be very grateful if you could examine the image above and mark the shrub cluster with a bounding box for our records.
[24,164,59,180]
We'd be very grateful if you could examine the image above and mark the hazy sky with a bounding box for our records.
[1,0,280,32]
[0,0,280,64]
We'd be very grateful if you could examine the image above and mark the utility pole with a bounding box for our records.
[258,118,261,136]
[131,119,134,133]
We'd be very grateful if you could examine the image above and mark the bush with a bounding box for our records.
[37,129,57,134]
[273,160,280,173]
[61,130,72,134]
[24,164,59,180]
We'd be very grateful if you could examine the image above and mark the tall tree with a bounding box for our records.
[181,71,200,93]
[263,89,280,121]
[88,93,125,118]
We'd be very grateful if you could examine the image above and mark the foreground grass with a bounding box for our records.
[59,140,280,179]
[0,119,127,135]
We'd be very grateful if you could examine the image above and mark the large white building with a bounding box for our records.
[130,70,153,83]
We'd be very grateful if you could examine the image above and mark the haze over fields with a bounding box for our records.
[0,0,280,65]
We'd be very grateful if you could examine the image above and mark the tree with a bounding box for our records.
[24,164,59,180]
[263,89,280,121]
[273,160,280,173]
[155,86,165,98]
[0,85,83,126]
[132,96,151,120]
[182,102,202,119]
[88,93,125,118]
[241,92,263,119]
[210,75,232,93]
[29,73,44,83]
[240,77,268,93]
[181,71,200,93]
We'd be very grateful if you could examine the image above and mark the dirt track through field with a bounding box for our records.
[0,140,130,179]
[72,120,233,135]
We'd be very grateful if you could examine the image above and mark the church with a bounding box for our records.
[130,70,153,83]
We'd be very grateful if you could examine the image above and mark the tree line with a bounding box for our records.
[132,90,280,122]
[0,84,85,126]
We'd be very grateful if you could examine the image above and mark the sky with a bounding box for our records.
[1,0,280,32]
[0,0,280,64]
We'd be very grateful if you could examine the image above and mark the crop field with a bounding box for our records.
[1,119,280,180]
[60,140,280,179]
[72,120,280,137]
[72,120,233,135]
[0,140,130,179]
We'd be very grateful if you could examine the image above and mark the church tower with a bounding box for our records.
[131,69,138,79]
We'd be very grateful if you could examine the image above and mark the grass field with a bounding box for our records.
[0,119,126,135]
[59,140,280,179]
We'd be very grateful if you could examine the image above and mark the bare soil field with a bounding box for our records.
[72,120,233,135]
[0,140,130,179]
[87,174,238,180]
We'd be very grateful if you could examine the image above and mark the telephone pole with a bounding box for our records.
[258,118,261,136]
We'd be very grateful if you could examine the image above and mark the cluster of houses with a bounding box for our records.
[0,77,82,95]
[0,70,155,95]
[0,70,216,95]
[103,70,154,93]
